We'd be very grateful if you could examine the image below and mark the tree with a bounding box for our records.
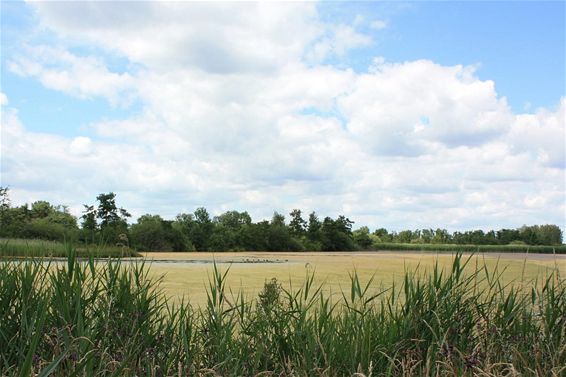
[373,228,391,242]
[496,229,520,245]
[192,207,213,251]
[83,192,132,244]
[30,201,53,219]
[130,214,191,252]
[395,230,413,243]
[0,187,9,235]
[289,209,307,237]
[96,193,130,228]
[431,228,451,244]
[307,212,321,241]
[353,226,372,249]
[271,212,286,227]
[320,216,355,251]
[536,224,563,245]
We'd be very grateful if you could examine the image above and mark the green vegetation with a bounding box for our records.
[1,252,564,376]
[0,239,139,258]
[1,187,563,253]
[373,242,566,254]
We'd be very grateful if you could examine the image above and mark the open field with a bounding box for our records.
[143,251,566,305]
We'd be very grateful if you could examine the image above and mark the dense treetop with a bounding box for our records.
[0,188,562,252]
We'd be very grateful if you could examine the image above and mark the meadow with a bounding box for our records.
[143,251,566,306]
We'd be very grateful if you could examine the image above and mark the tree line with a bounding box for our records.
[0,188,562,251]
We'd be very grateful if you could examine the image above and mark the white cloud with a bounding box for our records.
[340,60,513,154]
[370,19,387,30]
[308,24,372,62]
[1,2,564,231]
[0,92,8,106]
[29,2,322,73]
[506,98,565,168]
[69,136,93,156]
[9,46,135,105]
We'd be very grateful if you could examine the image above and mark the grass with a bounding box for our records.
[1,248,565,376]
[142,251,566,306]
[0,238,140,258]
[373,242,566,253]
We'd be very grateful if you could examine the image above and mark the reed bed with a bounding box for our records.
[0,238,140,258]
[373,243,566,254]
[0,251,564,376]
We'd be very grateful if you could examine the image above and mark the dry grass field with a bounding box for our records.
[142,251,566,305]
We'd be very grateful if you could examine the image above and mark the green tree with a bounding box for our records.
[496,229,521,245]
[96,193,130,228]
[535,224,563,245]
[353,226,372,249]
[289,209,307,237]
[373,228,391,242]
[431,228,451,244]
[130,214,191,252]
[320,216,355,251]
[192,207,213,251]
[395,230,413,243]
[307,212,321,241]
[91,192,131,244]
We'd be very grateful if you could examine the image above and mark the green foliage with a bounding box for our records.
[0,189,79,243]
[130,215,192,252]
[0,239,139,258]
[288,209,307,238]
[307,211,322,242]
[320,215,355,251]
[353,226,373,249]
[267,213,299,251]
[372,242,566,254]
[23,219,71,242]
[0,187,563,254]
[191,207,213,251]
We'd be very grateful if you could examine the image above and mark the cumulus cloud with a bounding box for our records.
[9,46,135,105]
[29,2,322,73]
[506,99,565,168]
[69,137,93,156]
[1,2,563,230]
[341,60,513,154]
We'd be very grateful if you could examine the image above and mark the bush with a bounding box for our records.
[22,219,77,242]
[130,215,191,252]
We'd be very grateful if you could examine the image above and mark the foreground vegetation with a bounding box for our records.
[1,251,564,376]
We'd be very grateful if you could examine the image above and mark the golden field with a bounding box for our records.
[141,251,566,306]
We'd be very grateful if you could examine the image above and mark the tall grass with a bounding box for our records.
[0,238,140,258]
[373,242,566,254]
[1,251,564,376]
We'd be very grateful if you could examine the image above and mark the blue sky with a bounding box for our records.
[1,1,564,231]
[3,1,564,135]
[320,1,565,110]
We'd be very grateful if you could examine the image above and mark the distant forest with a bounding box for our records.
[0,188,563,252]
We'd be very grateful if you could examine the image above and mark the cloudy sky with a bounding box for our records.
[1,1,564,232]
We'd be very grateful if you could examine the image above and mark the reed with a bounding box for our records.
[373,242,566,254]
[0,238,140,258]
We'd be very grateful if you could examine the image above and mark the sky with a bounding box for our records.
[1,1,565,232]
